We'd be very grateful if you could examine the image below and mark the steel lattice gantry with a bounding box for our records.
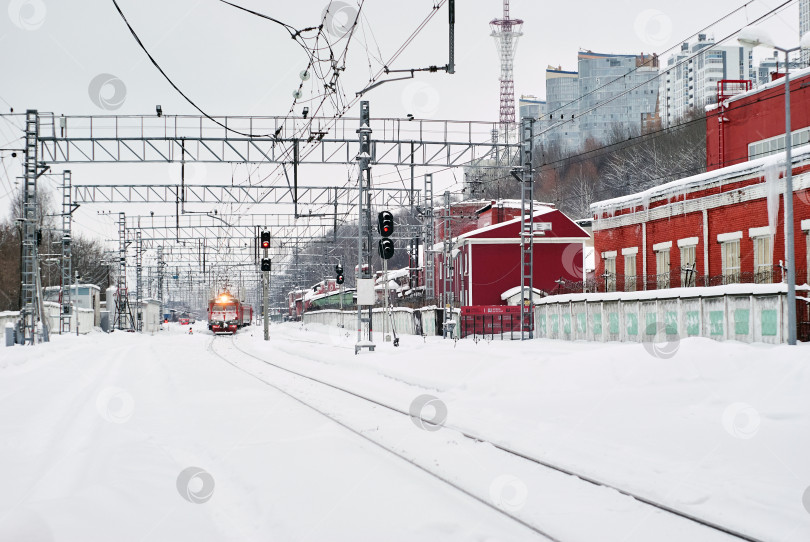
[73,184,420,208]
[37,114,517,167]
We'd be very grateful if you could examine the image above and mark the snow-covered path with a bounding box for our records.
[0,322,808,541]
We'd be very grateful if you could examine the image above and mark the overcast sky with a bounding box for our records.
[0,0,802,242]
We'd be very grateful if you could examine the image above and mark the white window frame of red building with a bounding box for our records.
[681,247,696,287]
[622,247,638,292]
[677,237,699,287]
[803,219,810,284]
[718,231,743,284]
[747,127,810,161]
[749,226,773,284]
[602,251,617,292]
[653,241,671,289]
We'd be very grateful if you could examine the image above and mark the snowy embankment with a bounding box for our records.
[242,323,810,541]
[0,321,807,541]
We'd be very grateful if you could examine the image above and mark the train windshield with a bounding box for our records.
[212,304,237,312]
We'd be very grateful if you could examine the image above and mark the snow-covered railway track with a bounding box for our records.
[212,334,763,542]
[207,335,558,541]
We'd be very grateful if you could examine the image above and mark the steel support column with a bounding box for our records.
[21,110,39,344]
[60,170,73,334]
[423,174,434,301]
[519,116,534,340]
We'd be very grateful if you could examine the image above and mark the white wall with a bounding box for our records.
[533,284,807,344]
[302,307,449,336]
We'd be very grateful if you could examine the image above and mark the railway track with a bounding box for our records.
[210,333,764,542]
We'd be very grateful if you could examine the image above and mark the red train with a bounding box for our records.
[208,291,252,334]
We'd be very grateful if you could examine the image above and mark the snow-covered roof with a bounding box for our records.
[474,199,553,214]
[43,283,100,292]
[537,283,810,304]
[500,286,546,301]
[375,267,410,283]
[590,144,810,215]
[374,280,401,291]
[705,65,810,112]
[432,206,589,251]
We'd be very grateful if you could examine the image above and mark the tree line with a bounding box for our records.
[0,188,111,312]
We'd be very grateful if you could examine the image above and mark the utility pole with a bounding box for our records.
[157,246,164,326]
[260,230,271,340]
[60,170,72,334]
[442,191,454,338]
[356,101,375,353]
[423,174,435,302]
[21,110,41,344]
[263,268,269,340]
[517,116,535,340]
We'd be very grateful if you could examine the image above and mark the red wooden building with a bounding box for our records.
[433,203,590,306]
[706,67,810,171]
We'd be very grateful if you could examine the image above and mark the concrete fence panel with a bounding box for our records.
[534,284,807,345]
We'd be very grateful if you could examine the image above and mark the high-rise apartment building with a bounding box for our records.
[518,95,546,120]
[576,51,659,143]
[756,51,802,85]
[544,66,579,151]
[659,34,753,127]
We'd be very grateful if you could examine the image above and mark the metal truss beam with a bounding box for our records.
[75,184,420,207]
[37,114,517,167]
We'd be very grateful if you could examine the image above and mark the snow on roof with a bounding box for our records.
[705,65,810,112]
[43,283,100,292]
[375,267,409,283]
[454,206,555,240]
[474,199,553,214]
[590,144,810,215]
[374,280,401,291]
[500,286,546,300]
[431,207,589,251]
[536,283,810,305]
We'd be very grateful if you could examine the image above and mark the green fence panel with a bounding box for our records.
[627,313,638,335]
[734,309,750,336]
[709,311,724,336]
[761,309,778,336]
[686,310,700,336]
[593,313,602,335]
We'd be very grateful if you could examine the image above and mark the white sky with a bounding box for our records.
[0,0,802,244]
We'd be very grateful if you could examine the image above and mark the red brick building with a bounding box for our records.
[434,201,590,305]
[590,150,810,292]
[706,68,810,171]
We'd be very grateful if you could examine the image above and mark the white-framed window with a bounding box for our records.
[604,257,617,292]
[680,245,697,287]
[721,240,741,284]
[656,249,670,289]
[624,254,637,292]
[753,236,773,283]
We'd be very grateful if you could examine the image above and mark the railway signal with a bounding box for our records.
[378,239,394,260]
[335,264,344,285]
[261,258,272,272]
[378,211,394,237]
[378,210,395,260]
[260,230,271,249]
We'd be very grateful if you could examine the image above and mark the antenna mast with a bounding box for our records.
[490,0,523,127]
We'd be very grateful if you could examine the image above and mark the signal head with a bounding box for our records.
[378,238,395,260]
[378,210,394,238]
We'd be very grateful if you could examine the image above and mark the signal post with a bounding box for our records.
[260,231,271,341]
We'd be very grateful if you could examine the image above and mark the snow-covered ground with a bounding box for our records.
[1,322,808,541]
